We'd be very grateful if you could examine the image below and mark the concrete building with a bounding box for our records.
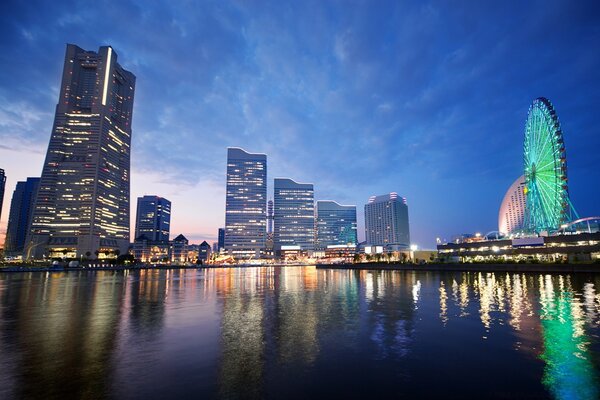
[4,178,40,257]
[198,240,211,263]
[26,44,135,259]
[364,192,410,250]
[315,201,357,250]
[498,176,526,235]
[135,195,171,243]
[273,178,315,252]
[224,148,267,258]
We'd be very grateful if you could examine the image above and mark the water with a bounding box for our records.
[0,267,599,399]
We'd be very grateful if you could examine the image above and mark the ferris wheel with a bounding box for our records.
[523,98,571,233]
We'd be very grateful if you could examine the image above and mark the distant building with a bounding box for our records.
[4,178,40,257]
[0,168,5,223]
[267,199,274,234]
[132,235,169,264]
[217,228,225,252]
[364,193,410,250]
[498,176,526,235]
[135,195,171,242]
[212,242,218,253]
[315,201,357,250]
[273,178,315,252]
[170,234,189,265]
[198,241,211,262]
[224,148,267,258]
[26,44,136,259]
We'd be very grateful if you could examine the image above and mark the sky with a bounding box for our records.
[0,0,599,249]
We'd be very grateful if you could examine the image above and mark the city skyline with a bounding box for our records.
[1,1,600,249]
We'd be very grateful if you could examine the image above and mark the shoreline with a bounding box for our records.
[0,263,314,273]
[315,262,600,273]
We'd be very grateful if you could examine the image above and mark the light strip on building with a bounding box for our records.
[101,47,112,106]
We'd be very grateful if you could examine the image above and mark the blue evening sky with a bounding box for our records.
[0,0,599,248]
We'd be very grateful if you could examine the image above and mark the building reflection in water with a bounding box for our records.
[437,271,600,400]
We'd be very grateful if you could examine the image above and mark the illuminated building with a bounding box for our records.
[364,192,410,250]
[26,44,135,259]
[273,178,315,253]
[198,240,211,262]
[0,168,5,223]
[135,195,171,243]
[4,178,40,257]
[224,148,267,258]
[170,234,189,265]
[132,235,169,264]
[315,200,357,249]
[267,199,274,234]
[498,175,526,235]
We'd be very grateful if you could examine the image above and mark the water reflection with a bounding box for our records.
[0,268,599,399]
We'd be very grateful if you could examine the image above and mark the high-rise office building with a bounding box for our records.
[273,178,315,251]
[315,201,357,249]
[224,148,267,258]
[217,228,225,252]
[0,168,6,223]
[267,199,274,234]
[4,178,40,256]
[498,175,526,235]
[364,192,410,249]
[26,44,135,259]
[135,195,171,242]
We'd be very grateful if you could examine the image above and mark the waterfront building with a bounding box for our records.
[315,201,357,249]
[224,148,267,258]
[267,199,274,234]
[198,240,211,262]
[170,234,189,265]
[364,193,410,250]
[0,168,5,223]
[26,44,135,259]
[498,176,526,235]
[273,178,315,253]
[4,178,40,257]
[135,195,171,242]
[217,228,225,252]
[132,235,169,264]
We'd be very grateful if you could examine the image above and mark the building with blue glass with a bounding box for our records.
[224,148,267,258]
[135,195,171,243]
[4,178,40,257]
[273,178,315,252]
[315,201,357,250]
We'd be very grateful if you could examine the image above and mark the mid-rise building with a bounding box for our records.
[224,148,267,258]
[273,178,315,252]
[26,44,135,259]
[198,240,211,262]
[217,228,225,252]
[135,195,171,242]
[315,201,357,249]
[4,178,40,257]
[498,175,526,235]
[170,234,189,265]
[0,168,5,223]
[364,192,410,250]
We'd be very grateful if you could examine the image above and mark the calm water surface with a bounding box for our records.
[1,267,599,399]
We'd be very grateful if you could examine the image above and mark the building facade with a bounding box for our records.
[273,178,315,252]
[498,175,526,235]
[315,201,357,249]
[135,195,171,242]
[4,178,40,257]
[217,228,225,252]
[26,44,135,259]
[198,240,212,262]
[364,193,410,250]
[0,168,5,223]
[224,148,267,258]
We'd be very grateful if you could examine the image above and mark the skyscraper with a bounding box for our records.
[315,201,357,249]
[224,148,267,258]
[135,195,171,242]
[4,178,40,256]
[364,193,410,250]
[0,168,5,223]
[267,199,274,234]
[26,44,135,259]
[217,228,225,252]
[498,175,527,235]
[273,178,315,252]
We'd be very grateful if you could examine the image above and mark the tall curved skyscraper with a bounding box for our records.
[26,44,135,259]
[498,175,527,235]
